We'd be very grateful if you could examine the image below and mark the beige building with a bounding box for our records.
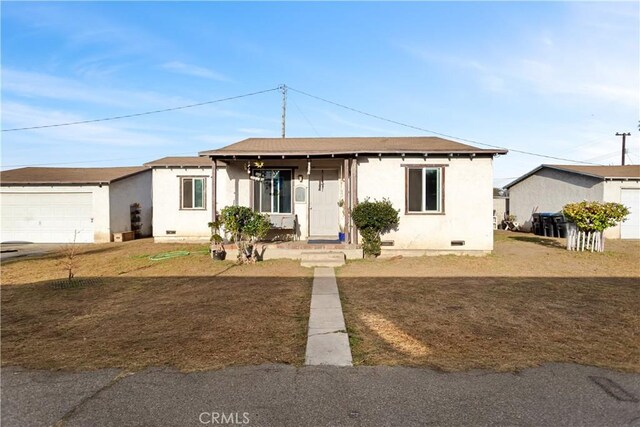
[148,137,506,255]
[505,164,640,239]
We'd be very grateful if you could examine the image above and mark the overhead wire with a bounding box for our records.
[287,86,603,165]
[1,87,280,132]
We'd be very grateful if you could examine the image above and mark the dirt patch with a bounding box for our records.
[338,232,640,372]
[1,239,312,371]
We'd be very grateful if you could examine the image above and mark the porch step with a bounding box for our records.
[300,251,346,268]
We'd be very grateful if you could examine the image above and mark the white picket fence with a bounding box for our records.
[566,223,604,252]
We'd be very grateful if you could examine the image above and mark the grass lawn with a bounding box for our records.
[338,231,640,372]
[1,239,312,371]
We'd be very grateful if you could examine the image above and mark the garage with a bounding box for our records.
[0,166,152,244]
[620,188,640,239]
[1,192,94,243]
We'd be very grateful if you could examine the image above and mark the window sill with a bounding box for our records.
[179,208,207,211]
[404,211,446,215]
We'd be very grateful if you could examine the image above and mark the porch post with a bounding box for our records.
[211,157,217,221]
[343,158,350,243]
[350,157,358,245]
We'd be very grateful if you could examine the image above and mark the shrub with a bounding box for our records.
[351,198,399,257]
[219,206,271,263]
[562,201,629,232]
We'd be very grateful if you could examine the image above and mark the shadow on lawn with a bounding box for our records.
[509,235,565,249]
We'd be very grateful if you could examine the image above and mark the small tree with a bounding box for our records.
[562,201,629,252]
[208,216,226,260]
[60,231,80,281]
[219,206,271,263]
[351,198,399,257]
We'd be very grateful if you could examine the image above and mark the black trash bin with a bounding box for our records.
[552,214,567,238]
[531,213,542,236]
[539,213,555,237]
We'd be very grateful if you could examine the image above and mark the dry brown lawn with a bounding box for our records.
[338,231,640,372]
[1,239,312,371]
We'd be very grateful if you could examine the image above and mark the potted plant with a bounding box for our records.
[208,217,226,261]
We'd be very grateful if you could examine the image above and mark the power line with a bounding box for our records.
[2,87,280,132]
[291,95,320,137]
[287,86,601,166]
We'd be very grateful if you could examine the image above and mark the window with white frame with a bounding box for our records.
[406,167,443,213]
[181,177,206,209]
[253,169,292,213]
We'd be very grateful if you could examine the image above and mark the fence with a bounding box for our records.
[566,223,604,252]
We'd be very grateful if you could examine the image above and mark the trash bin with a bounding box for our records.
[552,214,567,238]
[539,213,555,237]
[531,213,542,236]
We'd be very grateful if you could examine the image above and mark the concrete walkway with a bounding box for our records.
[305,267,353,366]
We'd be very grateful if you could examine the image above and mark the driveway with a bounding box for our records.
[2,364,638,426]
[0,243,59,262]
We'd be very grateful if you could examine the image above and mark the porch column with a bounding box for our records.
[211,157,217,221]
[343,158,350,243]
[350,157,358,244]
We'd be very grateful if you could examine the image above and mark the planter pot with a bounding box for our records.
[211,250,226,261]
[338,232,345,242]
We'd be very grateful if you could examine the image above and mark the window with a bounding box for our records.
[406,167,443,213]
[181,177,205,209]
[253,170,292,213]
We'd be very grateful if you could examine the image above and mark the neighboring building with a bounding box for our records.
[493,188,508,228]
[505,164,640,239]
[149,137,506,255]
[0,167,152,243]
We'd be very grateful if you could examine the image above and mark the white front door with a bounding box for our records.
[620,188,640,239]
[0,192,94,243]
[309,170,339,238]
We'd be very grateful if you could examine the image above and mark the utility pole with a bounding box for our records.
[616,132,630,165]
[280,84,287,139]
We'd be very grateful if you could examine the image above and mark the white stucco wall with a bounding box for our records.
[357,156,495,252]
[109,170,153,237]
[0,185,111,243]
[602,179,640,238]
[152,167,214,242]
[508,168,604,232]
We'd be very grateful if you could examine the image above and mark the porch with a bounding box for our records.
[208,155,360,245]
[224,240,363,261]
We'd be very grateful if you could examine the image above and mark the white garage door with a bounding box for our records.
[621,188,640,239]
[0,192,94,243]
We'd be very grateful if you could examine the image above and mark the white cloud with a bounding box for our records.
[162,61,230,82]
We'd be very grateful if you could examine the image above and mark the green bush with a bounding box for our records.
[562,201,629,232]
[219,206,271,262]
[351,198,399,257]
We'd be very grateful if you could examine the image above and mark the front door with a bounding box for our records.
[309,169,339,238]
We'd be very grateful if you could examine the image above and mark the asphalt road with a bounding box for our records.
[2,363,639,426]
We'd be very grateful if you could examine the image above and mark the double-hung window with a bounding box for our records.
[406,167,444,213]
[181,177,206,209]
[253,169,292,213]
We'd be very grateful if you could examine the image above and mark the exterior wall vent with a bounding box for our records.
[166,230,176,235]
[381,240,395,247]
[451,240,465,246]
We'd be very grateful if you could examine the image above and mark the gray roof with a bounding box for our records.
[199,137,507,157]
[505,164,640,189]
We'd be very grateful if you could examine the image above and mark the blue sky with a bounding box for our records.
[1,1,638,186]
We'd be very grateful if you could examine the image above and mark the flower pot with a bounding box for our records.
[338,232,345,242]
[211,250,226,261]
